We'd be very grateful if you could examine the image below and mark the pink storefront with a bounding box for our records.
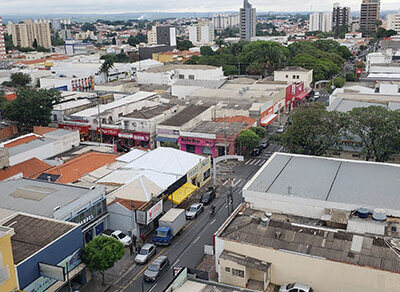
[178,136,216,157]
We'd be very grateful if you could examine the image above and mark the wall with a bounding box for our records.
[171,84,201,99]
[9,141,54,166]
[0,124,18,140]
[107,203,137,237]
[274,70,313,88]
[17,225,82,290]
[217,238,400,292]
[0,232,18,292]
[0,148,10,169]
[45,131,80,155]
[137,71,171,85]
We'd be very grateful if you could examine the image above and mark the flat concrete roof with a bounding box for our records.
[172,79,226,88]
[247,153,400,211]
[159,105,210,127]
[145,64,219,73]
[122,104,174,119]
[185,121,248,136]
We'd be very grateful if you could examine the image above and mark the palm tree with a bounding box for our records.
[99,57,114,81]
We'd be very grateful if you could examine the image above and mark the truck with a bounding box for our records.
[103,229,132,247]
[153,208,186,245]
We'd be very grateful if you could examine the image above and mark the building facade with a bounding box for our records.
[387,10,400,34]
[0,226,18,292]
[309,12,333,32]
[332,3,351,29]
[360,0,380,36]
[274,67,313,88]
[10,19,51,48]
[188,22,215,46]
[147,26,177,47]
[213,14,240,30]
[0,17,6,60]
[240,0,256,40]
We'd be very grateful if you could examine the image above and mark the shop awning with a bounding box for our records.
[168,182,198,205]
[156,136,178,143]
[260,114,278,126]
[296,90,310,101]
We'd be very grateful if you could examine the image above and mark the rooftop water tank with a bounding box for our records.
[357,208,370,219]
[372,209,386,222]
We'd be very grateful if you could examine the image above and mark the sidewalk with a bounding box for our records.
[81,247,137,292]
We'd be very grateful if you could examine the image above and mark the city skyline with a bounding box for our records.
[1,0,399,15]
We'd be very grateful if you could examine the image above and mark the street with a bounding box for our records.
[109,143,283,292]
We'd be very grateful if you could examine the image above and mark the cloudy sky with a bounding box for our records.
[1,0,399,15]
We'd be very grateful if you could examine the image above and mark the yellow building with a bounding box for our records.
[0,226,17,292]
[152,52,174,63]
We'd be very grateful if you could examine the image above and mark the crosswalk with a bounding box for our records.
[245,158,267,166]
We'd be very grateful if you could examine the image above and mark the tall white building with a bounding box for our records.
[0,17,6,60]
[212,14,240,29]
[240,0,256,40]
[309,12,333,32]
[387,10,400,34]
[189,22,215,46]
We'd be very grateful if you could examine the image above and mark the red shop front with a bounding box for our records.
[118,131,151,149]
[97,127,120,144]
[285,82,309,112]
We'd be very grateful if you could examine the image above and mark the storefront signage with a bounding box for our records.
[97,128,119,136]
[58,123,90,134]
[39,263,65,282]
[134,134,150,141]
[180,137,214,146]
[187,156,211,179]
[118,132,134,139]
[157,128,174,135]
[136,210,146,225]
[147,200,163,225]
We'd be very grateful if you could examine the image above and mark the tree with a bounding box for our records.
[333,77,345,88]
[200,46,214,56]
[2,88,61,129]
[279,103,345,156]
[238,129,261,152]
[250,126,266,139]
[112,37,117,45]
[82,236,125,286]
[177,40,194,51]
[51,35,65,46]
[81,22,97,32]
[4,33,15,53]
[2,72,32,87]
[347,106,400,162]
[36,46,50,53]
[222,65,238,76]
[345,72,356,82]
[247,61,265,76]
[376,27,397,39]
[99,57,114,78]
[162,142,179,149]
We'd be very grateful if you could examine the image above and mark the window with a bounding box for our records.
[179,74,185,79]
[225,267,231,272]
[232,268,244,278]
[203,169,210,180]
[297,75,300,79]
[286,75,288,78]
[189,74,195,80]
[293,75,296,79]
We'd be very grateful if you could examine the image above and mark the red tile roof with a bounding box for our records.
[33,126,57,135]
[214,116,257,125]
[0,158,51,181]
[4,93,17,101]
[3,135,38,148]
[109,198,146,211]
[35,152,118,184]
[13,55,69,65]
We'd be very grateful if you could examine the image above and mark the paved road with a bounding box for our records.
[111,143,283,292]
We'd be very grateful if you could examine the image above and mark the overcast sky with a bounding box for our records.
[1,0,399,15]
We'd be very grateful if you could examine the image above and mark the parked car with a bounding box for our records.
[200,190,216,205]
[102,229,132,247]
[314,92,320,99]
[186,203,204,219]
[279,283,313,292]
[276,125,286,133]
[143,255,170,282]
[251,148,260,156]
[135,243,156,264]
[260,140,270,149]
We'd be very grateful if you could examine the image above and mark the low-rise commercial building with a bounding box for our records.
[0,225,18,292]
[171,79,226,99]
[274,67,313,88]
[0,213,84,292]
[214,153,400,291]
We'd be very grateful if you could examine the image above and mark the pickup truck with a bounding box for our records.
[103,229,132,247]
[153,208,186,246]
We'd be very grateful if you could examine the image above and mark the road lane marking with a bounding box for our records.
[211,219,216,225]
[245,159,252,165]
[121,247,167,291]
[222,180,229,186]
[149,283,158,292]
[193,236,201,244]
[173,258,180,266]
[232,178,242,187]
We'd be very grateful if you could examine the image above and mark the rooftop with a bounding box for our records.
[185,121,249,136]
[219,207,400,274]
[246,153,400,213]
[145,64,219,73]
[159,105,210,127]
[172,79,226,88]
[213,116,257,125]
[0,158,51,181]
[2,134,38,148]
[2,213,77,264]
[122,104,174,119]
[35,152,118,184]
[0,178,104,218]
[276,66,311,72]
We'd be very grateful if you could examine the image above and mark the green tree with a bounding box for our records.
[4,33,15,53]
[2,72,32,87]
[162,142,179,149]
[345,72,356,82]
[333,77,345,88]
[238,129,261,152]
[279,103,345,156]
[247,61,265,76]
[82,236,125,286]
[250,126,266,139]
[112,37,117,45]
[200,46,214,56]
[177,39,194,51]
[99,57,114,78]
[81,22,97,32]
[2,88,61,129]
[347,106,400,162]
[51,35,65,46]
[222,65,238,76]
[36,46,50,53]
[127,33,147,46]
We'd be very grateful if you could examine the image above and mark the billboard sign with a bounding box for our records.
[39,262,65,281]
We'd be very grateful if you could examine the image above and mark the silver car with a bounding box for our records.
[143,255,169,282]
[279,283,313,292]
[135,243,156,264]
[186,203,204,219]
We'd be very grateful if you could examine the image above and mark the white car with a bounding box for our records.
[276,125,286,133]
[279,283,313,292]
[110,230,132,247]
[135,243,156,264]
[314,92,320,99]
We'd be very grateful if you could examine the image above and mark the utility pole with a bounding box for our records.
[97,99,103,144]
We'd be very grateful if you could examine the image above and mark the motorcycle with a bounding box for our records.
[210,205,216,217]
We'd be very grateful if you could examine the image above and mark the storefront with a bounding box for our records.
[58,123,91,140]
[260,99,285,127]
[156,128,180,147]
[118,131,151,148]
[135,199,164,238]
[96,127,119,144]
[178,136,216,157]
[285,82,310,113]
